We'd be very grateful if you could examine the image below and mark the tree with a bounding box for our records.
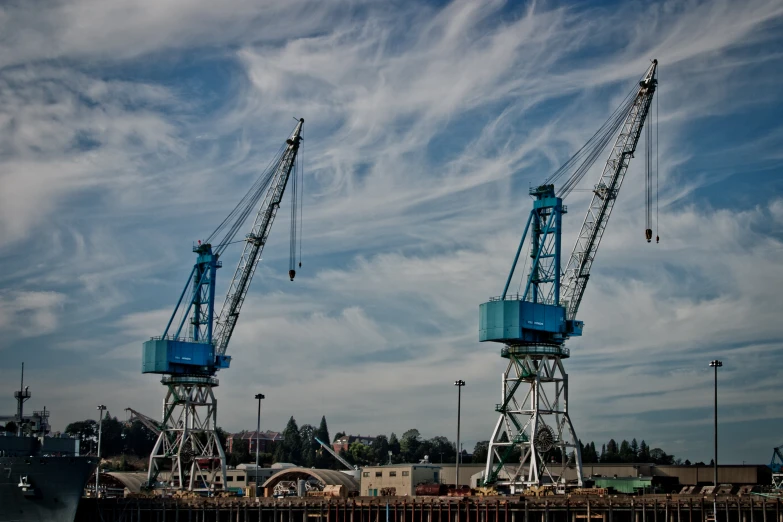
[299,424,316,468]
[589,442,598,463]
[601,439,619,463]
[400,429,421,461]
[280,416,302,464]
[630,438,639,460]
[428,436,456,464]
[472,441,489,464]
[388,433,401,456]
[333,431,346,442]
[371,435,390,464]
[313,419,333,468]
[316,417,330,446]
[619,440,635,463]
[638,440,651,462]
[215,427,229,453]
[2,421,17,434]
[348,441,375,466]
[66,420,98,455]
[98,416,124,457]
[580,441,598,463]
[122,421,157,457]
[229,438,251,467]
[650,448,675,465]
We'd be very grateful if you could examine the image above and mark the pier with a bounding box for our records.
[76,496,783,522]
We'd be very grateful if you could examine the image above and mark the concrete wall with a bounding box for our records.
[438,464,486,486]
[360,465,441,496]
[563,464,768,486]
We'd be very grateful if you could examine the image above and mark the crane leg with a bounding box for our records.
[483,346,583,492]
[147,376,227,491]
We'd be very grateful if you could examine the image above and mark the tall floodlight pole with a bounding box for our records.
[709,360,723,487]
[96,404,107,497]
[254,393,265,494]
[454,380,465,486]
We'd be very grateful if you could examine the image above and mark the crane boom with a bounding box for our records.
[213,119,304,357]
[560,61,657,320]
[125,407,162,436]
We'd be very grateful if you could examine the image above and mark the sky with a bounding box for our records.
[1,0,782,466]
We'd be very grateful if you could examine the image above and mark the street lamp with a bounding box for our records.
[96,404,107,497]
[709,360,723,487]
[454,380,465,487]
[254,393,265,494]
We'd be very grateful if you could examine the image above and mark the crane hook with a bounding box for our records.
[645,229,653,243]
[289,269,296,281]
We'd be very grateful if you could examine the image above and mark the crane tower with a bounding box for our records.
[479,62,658,491]
[141,119,304,491]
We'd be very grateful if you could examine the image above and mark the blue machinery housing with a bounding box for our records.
[479,185,582,354]
[142,243,231,376]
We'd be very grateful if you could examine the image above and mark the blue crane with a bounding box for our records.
[141,119,304,492]
[479,61,658,490]
[770,444,783,489]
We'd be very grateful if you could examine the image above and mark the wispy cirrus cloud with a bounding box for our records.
[0,0,782,464]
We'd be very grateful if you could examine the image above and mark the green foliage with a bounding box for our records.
[299,424,316,468]
[316,417,330,446]
[99,416,124,456]
[472,441,489,464]
[65,420,98,454]
[400,429,421,460]
[388,433,400,456]
[229,437,251,467]
[276,416,301,463]
[638,440,651,462]
[123,421,157,457]
[580,437,673,465]
[333,431,345,442]
[348,441,375,465]
[371,435,390,464]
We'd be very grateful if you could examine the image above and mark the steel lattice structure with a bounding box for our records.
[147,377,227,491]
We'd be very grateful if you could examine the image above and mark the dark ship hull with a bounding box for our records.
[0,455,97,522]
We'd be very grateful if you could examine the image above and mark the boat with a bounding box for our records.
[0,365,97,522]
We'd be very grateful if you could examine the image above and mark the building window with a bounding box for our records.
[237,476,245,482]
[402,471,409,477]
[389,471,397,477]
[227,476,234,482]
[363,472,370,477]
[375,472,382,477]
[216,476,221,481]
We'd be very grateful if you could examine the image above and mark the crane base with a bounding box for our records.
[147,378,227,492]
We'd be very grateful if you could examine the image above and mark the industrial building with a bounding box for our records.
[469,463,771,490]
[360,464,441,496]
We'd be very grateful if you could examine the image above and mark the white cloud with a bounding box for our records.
[0,0,782,465]
[0,291,66,340]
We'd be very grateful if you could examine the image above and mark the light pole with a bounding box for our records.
[96,404,106,497]
[454,380,465,487]
[709,360,722,487]
[254,393,265,495]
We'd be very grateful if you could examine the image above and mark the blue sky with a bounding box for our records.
[1,0,782,465]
